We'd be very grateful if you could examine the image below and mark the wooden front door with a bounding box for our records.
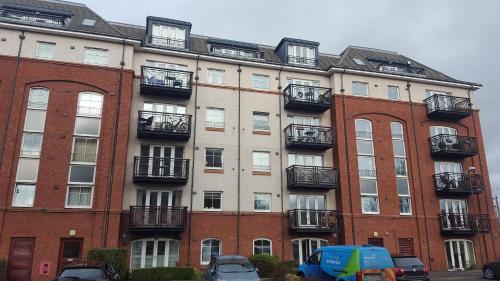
[7,238,35,281]
[58,238,83,270]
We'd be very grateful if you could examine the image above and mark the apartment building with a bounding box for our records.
[0,1,498,280]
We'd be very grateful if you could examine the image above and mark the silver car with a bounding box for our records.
[205,255,260,281]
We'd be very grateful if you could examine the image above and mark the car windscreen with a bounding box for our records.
[59,268,102,279]
[218,261,254,273]
[360,250,394,269]
[393,257,424,267]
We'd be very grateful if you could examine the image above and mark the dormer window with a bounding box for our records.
[151,24,186,48]
[0,4,72,26]
[211,45,262,59]
[288,45,316,65]
[379,65,401,72]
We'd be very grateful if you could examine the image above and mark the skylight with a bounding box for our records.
[352,57,365,65]
[81,18,96,27]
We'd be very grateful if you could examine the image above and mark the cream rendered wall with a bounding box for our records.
[0,28,22,56]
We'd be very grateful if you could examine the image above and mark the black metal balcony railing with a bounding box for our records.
[283,84,332,111]
[210,45,264,60]
[129,206,187,233]
[287,55,318,66]
[288,209,342,233]
[429,134,478,159]
[150,35,187,49]
[439,213,490,234]
[287,165,338,190]
[284,124,334,150]
[424,94,472,120]
[434,172,484,195]
[133,157,189,184]
[137,111,192,140]
[71,153,97,163]
[140,66,193,98]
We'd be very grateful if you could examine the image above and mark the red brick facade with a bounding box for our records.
[0,55,133,281]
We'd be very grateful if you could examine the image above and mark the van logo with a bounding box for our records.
[326,256,341,265]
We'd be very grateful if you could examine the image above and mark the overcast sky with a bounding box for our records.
[81,0,500,197]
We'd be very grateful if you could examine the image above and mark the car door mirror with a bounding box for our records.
[210,268,216,275]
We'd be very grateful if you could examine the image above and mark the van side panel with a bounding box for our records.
[320,249,360,279]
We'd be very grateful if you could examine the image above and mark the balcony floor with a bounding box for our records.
[285,141,333,151]
[140,84,192,99]
[137,129,190,140]
[427,110,471,121]
[133,176,188,185]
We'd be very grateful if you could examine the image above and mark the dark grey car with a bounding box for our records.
[205,255,260,281]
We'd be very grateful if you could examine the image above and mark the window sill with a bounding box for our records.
[361,212,380,215]
[252,171,271,176]
[206,127,225,132]
[254,209,271,213]
[204,168,224,174]
[253,130,271,135]
[202,208,222,212]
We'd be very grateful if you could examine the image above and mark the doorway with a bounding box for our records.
[445,240,475,270]
[58,238,83,271]
[7,238,35,281]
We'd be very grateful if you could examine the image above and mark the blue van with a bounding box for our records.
[298,245,396,281]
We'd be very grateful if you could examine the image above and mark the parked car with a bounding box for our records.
[298,245,396,281]
[484,261,500,280]
[205,255,260,281]
[391,255,429,281]
[53,263,118,281]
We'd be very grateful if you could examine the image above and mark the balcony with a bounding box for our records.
[140,66,193,99]
[137,111,192,140]
[149,35,187,49]
[288,209,342,233]
[287,56,318,66]
[284,124,334,150]
[129,206,187,233]
[434,172,484,196]
[440,213,490,235]
[133,157,189,184]
[283,84,332,112]
[286,165,338,190]
[430,134,478,159]
[424,94,472,121]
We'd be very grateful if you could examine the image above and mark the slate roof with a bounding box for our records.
[0,0,478,86]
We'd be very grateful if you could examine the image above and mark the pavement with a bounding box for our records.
[430,270,484,280]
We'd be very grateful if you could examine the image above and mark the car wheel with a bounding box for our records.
[484,267,494,280]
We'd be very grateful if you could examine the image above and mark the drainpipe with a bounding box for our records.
[467,86,496,260]
[339,68,356,244]
[236,65,242,254]
[407,81,432,270]
[0,31,25,242]
[187,53,201,264]
[102,38,126,247]
[277,64,285,259]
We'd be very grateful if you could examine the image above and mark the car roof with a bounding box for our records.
[214,255,249,264]
[392,255,418,258]
[319,245,386,251]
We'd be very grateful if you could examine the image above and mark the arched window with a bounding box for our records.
[201,238,221,265]
[355,119,379,214]
[391,122,411,215]
[253,238,272,255]
[77,92,103,117]
[291,238,328,265]
[130,239,179,270]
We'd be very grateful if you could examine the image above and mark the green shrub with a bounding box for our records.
[0,258,6,281]
[129,267,197,281]
[87,248,127,280]
[272,260,299,279]
[249,254,278,278]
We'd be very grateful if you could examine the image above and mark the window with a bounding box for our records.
[392,122,411,215]
[83,48,108,65]
[74,117,100,136]
[355,119,379,214]
[72,138,98,163]
[352,57,366,65]
[252,151,270,171]
[291,238,328,265]
[288,45,316,65]
[368,238,384,247]
[252,74,270,90]
[16,158,39,182]
[201,239,221,265]
[203,192,222,211]
[20,133,42,157]
[35,41,55,60]
[388,86,400,100]
[444,240,475,270]
[28,88,49,109]
[77,92,103,116]
[131,239,179,269]
[81,18,96,26]
[254,193,271,212]
[151,24,186,48]
[253,112,270,131]
[289,195,325,210]
[205,148,223,168]
[3,9,65,25]
[352,82,368,96]
[253,239,272,255]
[206,108,224,128]
[24,110,46,132]
[68,165,95,184]
[65,186,93,208]
[211,45,261,59]
[12,184,36,207]
[207,69,225,84]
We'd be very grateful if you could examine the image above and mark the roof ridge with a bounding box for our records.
[347,45,399,55]
[108,21,145,29]
[39,0,85,7]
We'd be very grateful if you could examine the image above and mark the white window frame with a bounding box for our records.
[201,238,222,265]
[27,87,50,110]
[74,117,102,137]
[12,183,36,207]
[291,238,328,265]
[68,164,96,185]
[352,81,369,97]
[444,239,475,271]
[64,185,94,209]
[77,92,104,117]
[130,238,180,269]
[252,151,271,172]
[205,148,223,169]
[206,107,225,128]
[207,69,225,84]
[203,191,223,211]
[393,122,411,215]
[35,41,56,60]
[23,109,47,133]
[70,137,99,164]
[253,238,272,255]
[253,193,272,212]
[83,47,109,66]
[388,85,400,100]
[252,74,270,90]
[20,132,43,158]
[15,158,39,183]
[252,112,270,131]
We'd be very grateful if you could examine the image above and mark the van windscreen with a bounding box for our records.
[360,250,394,269]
